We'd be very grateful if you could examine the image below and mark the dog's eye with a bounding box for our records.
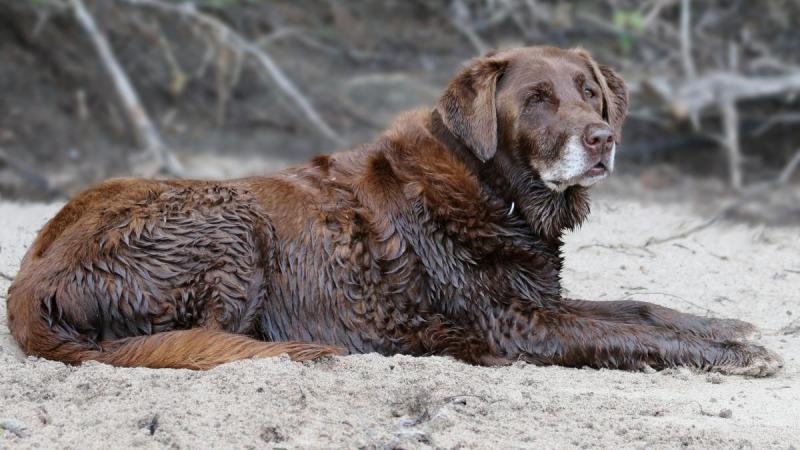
[525,92,547,109]
[583,84,596,99]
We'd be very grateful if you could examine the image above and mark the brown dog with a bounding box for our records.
[7,46,782,375]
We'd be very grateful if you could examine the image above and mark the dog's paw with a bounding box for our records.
[711,343,783,377]
[707,318,759,341]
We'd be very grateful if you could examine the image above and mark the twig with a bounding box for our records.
[0,271,15,281]
[777,149,800,185]
[155,26,188,97]
[576,243,656,258]
[623,291,718,315]
[751,113,800,137]
[448,0,489,55]
[641,0,677,29]
[123,0,344,146]
[644,205,724,247]
[780,318,799,336]
[70,0,183,176]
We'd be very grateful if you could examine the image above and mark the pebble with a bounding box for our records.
[0,418,28,437]
[706,373,723,384]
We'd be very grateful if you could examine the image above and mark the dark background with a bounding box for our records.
[1,0,798,222]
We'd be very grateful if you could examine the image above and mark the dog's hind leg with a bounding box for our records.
[557,298,757,341]
[7,184,344,370]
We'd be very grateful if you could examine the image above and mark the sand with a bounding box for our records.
[1,198,798,449]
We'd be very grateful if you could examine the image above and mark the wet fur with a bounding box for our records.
[6,47,781,374]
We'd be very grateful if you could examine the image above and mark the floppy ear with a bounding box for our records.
[597,64,629,140]
[436,56,508,162]
[575,49,629,141]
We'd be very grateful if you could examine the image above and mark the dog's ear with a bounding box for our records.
[597,64,629,140]
[575,49,629,141]
[436,55,508,162]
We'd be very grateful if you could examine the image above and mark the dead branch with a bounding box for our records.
[70,0,183,176]
[122,0,344,146]
[646,69,800,189]
[668,72,800,118]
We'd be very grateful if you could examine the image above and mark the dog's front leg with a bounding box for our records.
[492,308,781,376]
[557,298,757,341]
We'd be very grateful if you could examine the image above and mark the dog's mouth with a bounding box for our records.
[535,137,616,191]
[584,161,608,178]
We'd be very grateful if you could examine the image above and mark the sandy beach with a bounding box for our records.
[1,198,798,449]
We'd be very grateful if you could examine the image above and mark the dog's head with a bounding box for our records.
[437,46,628,191]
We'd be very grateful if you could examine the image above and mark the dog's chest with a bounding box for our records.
[395,206,563,316]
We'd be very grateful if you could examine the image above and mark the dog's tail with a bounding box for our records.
[95,329,343,369]
[96,329,342,369]
[8,285,342,370]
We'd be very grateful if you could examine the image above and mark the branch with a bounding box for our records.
[70,0,183,176]
[719,97,742,190]
[122,0,344,146]
[778,149,800,186]
[679,0,697,80]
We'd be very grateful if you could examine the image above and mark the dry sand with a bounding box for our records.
[1,198,798,449]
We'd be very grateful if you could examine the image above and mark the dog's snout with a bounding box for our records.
[582,125,614,157]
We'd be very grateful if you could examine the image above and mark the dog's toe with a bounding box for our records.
[712,345,783,377]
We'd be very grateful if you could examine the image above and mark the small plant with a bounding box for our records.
[612,9,645,54]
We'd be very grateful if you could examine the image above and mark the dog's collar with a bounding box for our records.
[428,110,527,218]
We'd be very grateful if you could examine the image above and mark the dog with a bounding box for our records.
[7,46,782,375]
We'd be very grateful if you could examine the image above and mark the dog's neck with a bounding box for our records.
[427,110,590,240]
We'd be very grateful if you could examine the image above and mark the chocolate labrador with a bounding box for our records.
[7,46,782,375]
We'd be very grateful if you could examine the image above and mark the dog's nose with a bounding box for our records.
[582,125,614,157]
